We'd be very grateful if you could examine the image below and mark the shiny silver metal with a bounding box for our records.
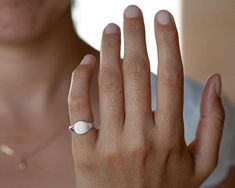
[69,121,95,135]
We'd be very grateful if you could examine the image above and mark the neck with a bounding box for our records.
[0,9,92,103]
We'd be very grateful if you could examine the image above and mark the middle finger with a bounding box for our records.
[123,5,152,126]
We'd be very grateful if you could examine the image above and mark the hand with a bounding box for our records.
[68,5,225,188]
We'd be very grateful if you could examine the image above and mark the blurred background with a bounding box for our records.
[72,0,235,103]
[182,0,235,103]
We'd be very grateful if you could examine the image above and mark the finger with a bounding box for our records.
[154,10,184,136]
[123,5,152,128]
[68,55,97,151]
[189,74,225,182]
[99,23,124,135]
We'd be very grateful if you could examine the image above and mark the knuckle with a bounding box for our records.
[68,96,86,112]
[159,68,183,87]
[160,140,175,153]
[124,56,150,80]
[72,144,96,172]
[158,135,181,154]
[99,71,122,93]
[127,139,148,159]
[75,157,96,172]
[131,145,147,157]
[101,148,122,166]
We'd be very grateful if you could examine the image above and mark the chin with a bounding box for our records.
[0,0,70,44]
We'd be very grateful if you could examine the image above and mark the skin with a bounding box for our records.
[0,0,233,187]
[0,0,97,187]
[68,6,226,188]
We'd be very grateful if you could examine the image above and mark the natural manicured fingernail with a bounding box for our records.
[156,10,172,25]
[80,54,95,65]
[215,74,222,97]
[105,23,120,34]
[125,5,141,18]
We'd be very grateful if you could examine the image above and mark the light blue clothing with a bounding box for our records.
[150,73,235,187]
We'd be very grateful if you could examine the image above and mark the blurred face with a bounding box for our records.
[0,0,71,44]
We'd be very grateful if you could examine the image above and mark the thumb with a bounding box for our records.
[189,74,225,183]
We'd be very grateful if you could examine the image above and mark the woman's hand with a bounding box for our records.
[68,5,225,188]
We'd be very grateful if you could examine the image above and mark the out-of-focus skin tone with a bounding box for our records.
[0,0,68,43]
[0,0,98,187]
[0,0,233,187]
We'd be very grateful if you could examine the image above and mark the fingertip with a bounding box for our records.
[104,23,120,35]
[155,10,176,29]
[199,73,225,144]
[154,9,179,49]
[155,10,173,25]
[124,5,142,18]
[202,73,223,108]
[80,54,96,66]
[70,54,96,95]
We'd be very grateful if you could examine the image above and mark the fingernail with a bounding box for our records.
[156,10,172,25]
[215,74,222,97]
[80,55,95,65]
[105,23,120,34]
[125,5,141,18]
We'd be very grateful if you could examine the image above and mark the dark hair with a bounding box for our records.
[71,0,76,6]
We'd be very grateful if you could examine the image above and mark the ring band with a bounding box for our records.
[69,121,96,135]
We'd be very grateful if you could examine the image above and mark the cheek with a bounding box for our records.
[0,0,71,43]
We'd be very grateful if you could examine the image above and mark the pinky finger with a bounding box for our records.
[68,55,98,152]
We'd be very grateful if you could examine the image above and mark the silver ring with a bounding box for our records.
[69,121,96,135]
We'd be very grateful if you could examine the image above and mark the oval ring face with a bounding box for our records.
[69,121,95,135]
[74,121,90,134]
